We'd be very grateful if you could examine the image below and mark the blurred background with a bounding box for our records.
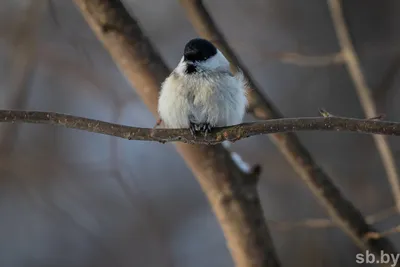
[1,0,400,266]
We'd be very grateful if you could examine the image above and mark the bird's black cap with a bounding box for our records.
[183,38,217,62]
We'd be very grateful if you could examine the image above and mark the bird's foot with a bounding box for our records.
[190,122,212,137]
[199,123,212,137]
[189,123,198,138]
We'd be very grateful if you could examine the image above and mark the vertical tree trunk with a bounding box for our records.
[72,1,281,266]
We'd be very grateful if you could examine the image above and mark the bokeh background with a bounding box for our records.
[1,0,400,266]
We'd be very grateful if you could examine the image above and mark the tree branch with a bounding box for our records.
[178,0,398,260]
[366,225,400,241]
[328,0,400,214]
[72,1,281,267]
[269,206,397,231]
[3,110,400,144]
[273,51,344,66]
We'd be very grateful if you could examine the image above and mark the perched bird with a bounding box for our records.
[158,38,247,136]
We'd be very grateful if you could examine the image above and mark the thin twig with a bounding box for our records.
[269,206,397,231]
[274,51,344,66]
[366,225,400,241]
[178,0,398,259]
[373,55,400,103]
[328,0,400,214]
[73,1,281,267]
[2,110,400,144]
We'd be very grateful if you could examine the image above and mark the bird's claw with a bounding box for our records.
[200,123,212,137]
[190,122,212,137]
[189,123,198,138]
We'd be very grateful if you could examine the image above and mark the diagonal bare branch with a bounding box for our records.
[366,225,400,241]
[72,1,281,267]
[269,206,397,231]
[178,0,398,261]
[272,51,344,66]
[328,0,400,214]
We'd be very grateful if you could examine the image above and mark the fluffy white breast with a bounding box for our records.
[158,50,247,129]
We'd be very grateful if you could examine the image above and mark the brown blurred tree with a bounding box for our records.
[2,0,400,267]
[71,1,281,267]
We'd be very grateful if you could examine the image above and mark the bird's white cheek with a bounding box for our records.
[175,58,188,75]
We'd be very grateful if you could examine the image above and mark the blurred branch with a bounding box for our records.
[366,225,400,240]
[2,110,400,143]
[328,0,400,214]
[0,0,47,154]
[373,56,400,103]
[47,0,60,27]
[72,1,281,267]
[272,51,344,66]
[178,0,398,258]
[269,206,397,231]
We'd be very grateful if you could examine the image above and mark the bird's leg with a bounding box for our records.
[199,123,212,137]
[189,122,199,138]
[190,121,212,138]
[153,118,163,129]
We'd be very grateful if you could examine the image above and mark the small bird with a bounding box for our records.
[158,38,247,136]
